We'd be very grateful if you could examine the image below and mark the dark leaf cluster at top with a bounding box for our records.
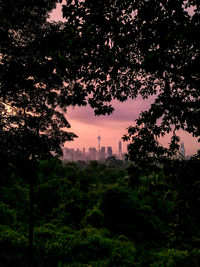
[60,0,200,158]
[1,0,200,159]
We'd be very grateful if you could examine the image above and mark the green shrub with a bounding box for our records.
[0,202,17,226]
[71,227,137,266]
[34,226,137,266]
[150,249,200,267]
[81,207,104,227]
[34,223,74,266]
[0,225,28,266]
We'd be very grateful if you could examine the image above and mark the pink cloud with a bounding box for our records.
[66,96,153,124]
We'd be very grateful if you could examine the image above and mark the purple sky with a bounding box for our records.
[65,97,200,155]
[65,97,149,154]
[50,3,200,155]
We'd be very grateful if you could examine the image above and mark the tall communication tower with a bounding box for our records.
[97,135,101,152]
[97,135,101,161]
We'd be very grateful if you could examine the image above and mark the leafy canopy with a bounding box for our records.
[0,0,77,158]
[1,0,199,159]
[60,0,200,158]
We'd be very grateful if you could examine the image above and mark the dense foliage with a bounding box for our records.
[0,0,77,157]
[1,157,200,266]
[61,0,200,157]
[1,0,200,265]
[0,1,77,260]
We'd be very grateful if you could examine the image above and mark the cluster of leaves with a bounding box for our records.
[59,0,200,157]
[0,0,77,160]
[1,156,200,266]
[1,0,200,164]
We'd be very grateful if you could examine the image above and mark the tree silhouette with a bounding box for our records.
[1,1,76,264]
[61,0,200,158]
[1,0,200,262]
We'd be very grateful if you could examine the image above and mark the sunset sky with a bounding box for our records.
[50,3,200,156]
[65,98,200,155]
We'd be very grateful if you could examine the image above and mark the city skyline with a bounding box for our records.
[63,141,191,162]
[64,124,127,155]
[63,139,124,161]
[63,99,200,156]
[63,141,124,162]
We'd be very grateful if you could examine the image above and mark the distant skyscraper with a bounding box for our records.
[75,148,82,161]
[118,141,122,159]
[89,147,97,160]
[83,148,86,161]
[63,148,75,161]
[62,147,68,159]
[97,135,101,160]
[107,146,113,158]
[99,146,106,161]
[180,142,185,158]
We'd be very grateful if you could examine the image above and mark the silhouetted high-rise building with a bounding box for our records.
[62,147,68,159]
[99,146,106,161]
[63,148,75,161]
[107,146,113,158]
[180,142,185,158]
[74,148,82,161]
[118,141,122,159]
[89,147,97,160]
[83,148,86,161]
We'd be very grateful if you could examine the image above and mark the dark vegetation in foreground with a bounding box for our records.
[1,0,200,265]
[1,155,200,266]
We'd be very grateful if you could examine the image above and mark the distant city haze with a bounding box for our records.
[50,4,200,156]
[63,141,123,162]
